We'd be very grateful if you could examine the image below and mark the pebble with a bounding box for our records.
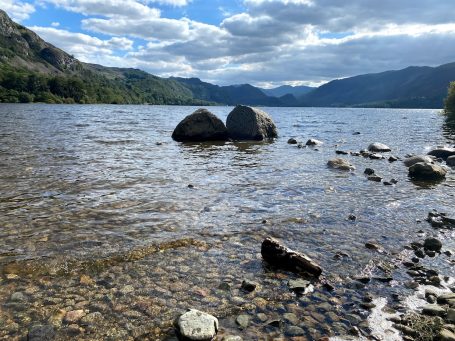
[241,280,257,292]
[10,292,27,302]
[177,309,219,341]
[285,325,305,336]
[236,314,250,329]
[64,310,86,323]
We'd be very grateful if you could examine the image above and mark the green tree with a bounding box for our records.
[444,81,455,117]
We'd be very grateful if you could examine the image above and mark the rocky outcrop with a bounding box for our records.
[368,143,391,152]
[261,237,322,277]
[404,155,435,167]
[327,158,355,171]
[226,105,277,140]
[428,147,455,160]
[176,309,218,341]
[172,109,228,142]
[408,162,447,180]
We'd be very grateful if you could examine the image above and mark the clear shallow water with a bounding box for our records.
[0,104,454,340]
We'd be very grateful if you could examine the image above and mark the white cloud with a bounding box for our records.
[144,0,190,6]
[30,26,134,62]
[0,0,35,21]
[51,22,60,27]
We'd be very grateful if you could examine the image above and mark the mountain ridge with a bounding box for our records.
[0,9,454,108]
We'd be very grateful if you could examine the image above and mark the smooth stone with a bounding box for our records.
[424,237,443,252]
[388,156,399,162]
[64,310,86,323]
[327,158,355,171]
[439,329,455,341]
[236,314,250,329]
[283,313,299,325]
[177,309,219,341]
[404,155,434,167]
[422,304,446,317]
[438,293,455,304]
[447,155,455,166]
[256,313,268,322]
[120,285,135,295]
[285,325,305,336]
[288,279,310,291]
[288,138,298,144]
[172,108,228,142]
[226,105,277,140]
[306,138,323,146]
[368,142,391,152]
[428,147,455,160]
[409,162,447,180]
[10,292,27,302]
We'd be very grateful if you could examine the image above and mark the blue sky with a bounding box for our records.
[2,0,455,87]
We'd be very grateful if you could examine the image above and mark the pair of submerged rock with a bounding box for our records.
[172,105,278,142]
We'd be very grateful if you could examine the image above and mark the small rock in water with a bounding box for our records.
[285,326,305,336]
[447,155,455,166]
[188,184,194,188]
[388,155,399,162]
[364,168,375,175]
[28,324,55,341]
[306,138,323,146]
[348,214,357,221]
[287,138,298,144]
[368,142,391,152]
[428,147,455,160]
[422,304,446,317]
[404,155,435,167]
[368,175,383,182]
[336,150,349,155]
[241,280,257,292]
[365,242,382,251]
[288,279,312,293]
[424,237,443,252]
[176,309,219,341]
[236,314,250,329]
[327,158,355,171]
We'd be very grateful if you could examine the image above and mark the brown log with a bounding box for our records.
[261,237,322,277]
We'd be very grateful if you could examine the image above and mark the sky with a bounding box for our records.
[2,0,455,88]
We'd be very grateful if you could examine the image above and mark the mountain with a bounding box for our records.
[300,63,455,108]
[260,85,314,98]
[170,77,286,106]
[0,10,204,105]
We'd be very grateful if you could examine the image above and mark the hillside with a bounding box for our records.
[170,77,285,106]
[0,10,204,104]
[260,85,314,98]
[300,63,455,108]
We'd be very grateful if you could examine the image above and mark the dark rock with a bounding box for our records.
[172,108,228,142]
[368,175,382,182]
[306,138,323,146]
[437,293,455,304]
[285,326,305,336]
[176,309,218,341]
[368,142,391,152]
[226,105,277,140]
[287,138,298,144]
[388,156,399,162]
[336,150,349,155]
[241,280,257,293]
[261,237,322,277]
[390,178,398,184]
[348,214,357,221]
[415,249,425,258]
[327,158,355,171]
[353,132,361,135]
[365,242,381,251]
[428,147,455,160]
[424,237,442,252]
[364,168,375,175]
[426,250,437,257]
[447,156,455,166]
[383,181,393,186]
[409,162,447,180]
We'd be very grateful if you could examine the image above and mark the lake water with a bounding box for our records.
[0,104,454,340]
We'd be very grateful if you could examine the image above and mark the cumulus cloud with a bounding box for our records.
[24,0,455,86]
[0,0,35,21]
[30,26,134,62]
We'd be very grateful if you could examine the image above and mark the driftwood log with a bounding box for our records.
[261,237,322,277]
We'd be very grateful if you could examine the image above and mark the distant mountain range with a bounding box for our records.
[0,9,454,108]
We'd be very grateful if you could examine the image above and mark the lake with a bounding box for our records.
[0,104,454,340]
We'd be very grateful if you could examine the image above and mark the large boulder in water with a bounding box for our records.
[226,105,277,140]
[172,109,228,142]
[428,147,455,160]
[409,162,447,180]
[368,142,391,152]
